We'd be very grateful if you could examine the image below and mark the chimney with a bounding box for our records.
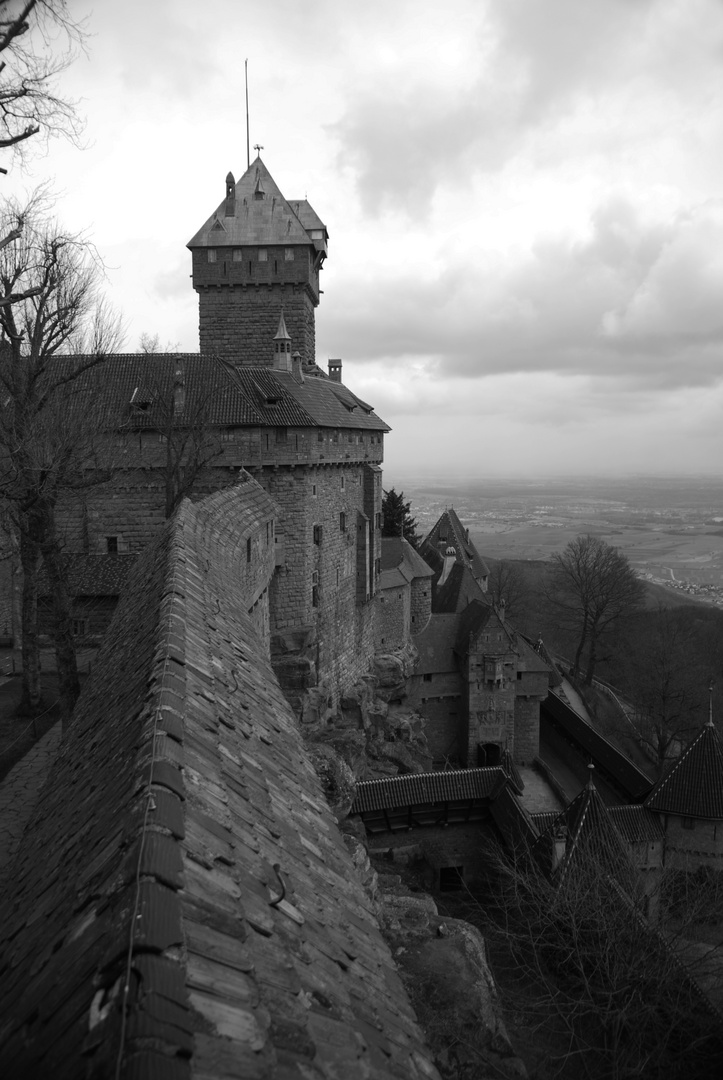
[438,546,457,586]
[273,310,292,372]
[328,358,342,382]
[225,171,236,217]
[291,350,304,384]
[173,362,185,415]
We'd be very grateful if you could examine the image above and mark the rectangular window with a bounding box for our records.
[312,484,317,497]
[275,427,288,443]
[233,249,243,261]
[312,585,319,608]
[106,536,118,554]
[72,619,88,637]
[258,249,268,262]
[683,818,695,830]
[317,432,324,443]
[340,512,346,532]
[423,674,433,683]
[341,475,345,491]
[207,249,217,263]
[313,525,322,545]
[246,537,252,563]
[285,248,294,261]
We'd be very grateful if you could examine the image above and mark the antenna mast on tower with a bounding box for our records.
[245,59,250,169]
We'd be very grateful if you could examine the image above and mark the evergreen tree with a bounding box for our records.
[381,488,420,548]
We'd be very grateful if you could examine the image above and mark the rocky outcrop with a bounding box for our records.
[371,871,527,1080]
[304,643,433,785]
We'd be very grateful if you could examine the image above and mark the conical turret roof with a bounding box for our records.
[645,720,723,819]
[187,155,322,249]
[535,767,635,886]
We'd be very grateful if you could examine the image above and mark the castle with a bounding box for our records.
[34,154,551,768]
[2,154,723,1077]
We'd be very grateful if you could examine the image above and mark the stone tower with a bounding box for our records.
[187,155,328,366]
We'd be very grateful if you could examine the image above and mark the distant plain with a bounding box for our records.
[401,476,723,598]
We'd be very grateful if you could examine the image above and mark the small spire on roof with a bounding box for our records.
[586,762,596,790]
[708,682,715,727]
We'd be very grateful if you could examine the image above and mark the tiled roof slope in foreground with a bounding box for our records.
[0,486,439,1079]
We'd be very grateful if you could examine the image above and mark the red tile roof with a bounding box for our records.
[645,722,723,819]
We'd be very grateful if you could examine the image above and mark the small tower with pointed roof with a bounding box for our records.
[187,154,328,367]
[645,690,723,874]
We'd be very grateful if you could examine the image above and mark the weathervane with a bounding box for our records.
[254,143,264,155]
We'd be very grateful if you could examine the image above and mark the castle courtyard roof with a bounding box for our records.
[0,482,438,1079]
[380,537,434,585]
[645,720,723,819]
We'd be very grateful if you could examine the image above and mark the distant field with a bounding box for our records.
[471,523,723,590]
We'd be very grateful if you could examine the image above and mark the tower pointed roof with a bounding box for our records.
[645,719,723,819]
[535,766,635,886]
[274,309,291,342]
[187,155,324,249]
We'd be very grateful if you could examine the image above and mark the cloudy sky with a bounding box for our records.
[6,0,723,481]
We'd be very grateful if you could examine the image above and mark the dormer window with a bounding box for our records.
[311,230,323,239]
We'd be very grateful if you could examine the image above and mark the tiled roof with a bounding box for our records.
[352,768,507,813]
[645,722,723,819]
[543,689,653,802]
[48,353,389,433]
[270,369,390,432]
[532,804,664,844]
[534,772,636,885]
[0,484,439,1079]
[37,553,138,597]
[420,509,489,582]
[380,537,434,580]
[455,599,496,655]
[432,561,487,614]
[52,353,263,428]
[188,156,321,249]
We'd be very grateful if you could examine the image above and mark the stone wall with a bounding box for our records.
[375,584,410,651]
[663,816,723,873]
[194,278,317,365]
[410,577,431,635]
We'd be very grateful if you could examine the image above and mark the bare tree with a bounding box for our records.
[0,0,85,171]
[547,534,645,685]
[0,198,124,720]
[472,837,723,1079]
[487,559,530,622]
[147,362,225,518]
[613,608,709,776]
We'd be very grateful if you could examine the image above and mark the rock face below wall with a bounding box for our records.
[365,868,527,1080]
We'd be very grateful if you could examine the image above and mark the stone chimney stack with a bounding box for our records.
[173,362,186,415]
[291,350,304,384]
[328,359,342,382]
